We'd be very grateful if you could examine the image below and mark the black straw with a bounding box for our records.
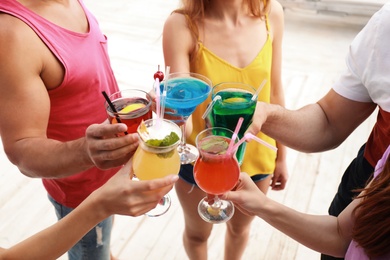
[102,91,128,135]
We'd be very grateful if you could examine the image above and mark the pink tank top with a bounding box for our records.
[0,0,120,208]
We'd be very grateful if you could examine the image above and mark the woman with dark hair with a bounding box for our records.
[223,145,390,259]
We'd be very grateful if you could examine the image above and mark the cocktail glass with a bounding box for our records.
[207,82,257,165]
[105,89,152,135]
[132,118,182,217]
[193,127,240,224]
[161,72,212,164]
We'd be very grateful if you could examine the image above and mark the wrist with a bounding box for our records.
[83,190,111,221]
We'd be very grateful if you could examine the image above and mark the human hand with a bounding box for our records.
[221,172,267,216]
[270,159,289,191]
[245,102,268,136]
[85,120,139,169]
[91,159,179,217]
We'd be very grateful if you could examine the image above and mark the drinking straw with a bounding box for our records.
[154,78,161,120]
[251,79,267,101]
[159,66,170,120]
[232,132,277,152]
[201,95,221,119]
[226,117,244,155]
[101,91,128,135]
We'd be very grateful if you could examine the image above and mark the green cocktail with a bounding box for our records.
[208,82,257,165]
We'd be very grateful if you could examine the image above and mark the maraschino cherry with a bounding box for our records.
[153,65,164,82]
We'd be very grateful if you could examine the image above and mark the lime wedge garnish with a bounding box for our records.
[200,137,229,154]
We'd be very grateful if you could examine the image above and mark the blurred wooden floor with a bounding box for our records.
[0,0,378,259]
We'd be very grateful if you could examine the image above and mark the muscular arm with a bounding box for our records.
[0,15,136,178]
[249,89,376,153]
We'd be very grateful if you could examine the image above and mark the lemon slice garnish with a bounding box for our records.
[224,97,247,103]
[207,206,221,216]
[137,120,150,141]
[120,103,145,113]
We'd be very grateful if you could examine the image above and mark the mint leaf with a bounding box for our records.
[146,132,180,147]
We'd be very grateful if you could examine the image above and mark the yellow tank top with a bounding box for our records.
[189,16,276,176]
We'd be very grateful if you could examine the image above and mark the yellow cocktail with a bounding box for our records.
[132,118,182,216]
[133,139,180,180]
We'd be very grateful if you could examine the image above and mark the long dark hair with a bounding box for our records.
[352,155,390,258]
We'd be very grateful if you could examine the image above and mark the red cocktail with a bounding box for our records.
[105,89,152,134]
[194,127,240,224]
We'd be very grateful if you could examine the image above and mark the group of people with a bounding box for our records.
[0,0,388,260]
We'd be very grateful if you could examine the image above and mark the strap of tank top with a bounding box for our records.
[264,0,270,34]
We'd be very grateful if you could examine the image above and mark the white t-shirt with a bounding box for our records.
[333,2,390,113]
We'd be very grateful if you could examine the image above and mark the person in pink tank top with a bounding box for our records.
[0,0,170,259]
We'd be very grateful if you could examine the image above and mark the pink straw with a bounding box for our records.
[159,66,170,120]
[154,78,162,126]
[232,132,277,152]
[155,78,161,117]
[227,117,244,155]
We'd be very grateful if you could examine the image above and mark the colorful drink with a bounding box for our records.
[209,83,256,164]
[159,72,212,165]
[193,127,240,224]
[133,119,181,180]
[194,136,240,195]
[106,89,152,134]
[161,77,211,118]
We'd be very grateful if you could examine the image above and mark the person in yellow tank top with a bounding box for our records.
[162,0,288,259]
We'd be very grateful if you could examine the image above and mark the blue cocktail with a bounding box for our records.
[161,72,212,164]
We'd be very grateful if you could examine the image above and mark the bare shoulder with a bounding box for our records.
[163,11,194,59]
[163,12,189,35]
[0,13,36,45]
[268,0,284,23]
[0,13,44,70]
[267,0,285,39]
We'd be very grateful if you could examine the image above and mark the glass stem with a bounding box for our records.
[179,123,187,152]
[178,117,189,153]
[211,195,222,209]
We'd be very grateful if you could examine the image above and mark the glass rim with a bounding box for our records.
[196,127,239,148]
[213,81,256,93]
[105,89,152,116]
[165,72,212,86]
[212,82,257,104]
[137,118,182,152]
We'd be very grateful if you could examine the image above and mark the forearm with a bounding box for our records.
[258,198,349,257]
[6,137,93,178]
[260,102,340,153]
[0,194,107,260]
